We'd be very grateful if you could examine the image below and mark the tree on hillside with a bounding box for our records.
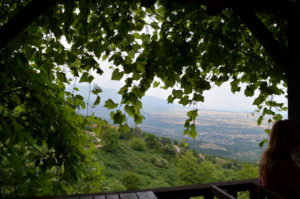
[177,151,201,185]
[237,164,259,179]
[1,0,299,196]
[92,120,120,152]
[177,151,225,184]
[197,160,225,183]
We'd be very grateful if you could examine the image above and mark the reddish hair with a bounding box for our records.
[259,119,300,179]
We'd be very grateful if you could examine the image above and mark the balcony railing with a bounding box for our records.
[151,178,283,199]
[28,179,284,199]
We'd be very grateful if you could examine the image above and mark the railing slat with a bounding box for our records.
[93,195,105,199]
[210,185,236,199]
[119,193,138,199]
[136,191,157,199]
[80,196,93,199]
[106,195,120,199]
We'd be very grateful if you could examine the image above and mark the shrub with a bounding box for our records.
[160,137,172,144]
[121,172,141,190]
[119,130,131,140]
[149,177,169,188]
[162,144,176,156]
[144,133,160,149]
[151,156,168,168]
[120,127,136,139]
[129,137,146,151]
[104,179,126,191]
[173,140,179,145]
[131,127,143,137]
[99,126,119,152]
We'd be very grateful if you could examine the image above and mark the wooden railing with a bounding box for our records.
[26,179,284,199]
[151,178,284,199]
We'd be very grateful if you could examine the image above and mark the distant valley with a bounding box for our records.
[140,108,267,162]
[72,85,268,163]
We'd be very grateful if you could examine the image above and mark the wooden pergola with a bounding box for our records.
[1,1,299,199]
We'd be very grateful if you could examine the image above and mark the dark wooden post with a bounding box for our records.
[287,72,300,119]
[249,183,264,199]
[287,10,300,119]
[203,192,214,199]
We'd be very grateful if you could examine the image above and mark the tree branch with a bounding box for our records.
[234,8,289,74]
[0,0,59,49]
[25,140,48,158]
[188,18,275,69]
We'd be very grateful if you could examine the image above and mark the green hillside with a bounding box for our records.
[0,116,259,198]
[90,118,259,192]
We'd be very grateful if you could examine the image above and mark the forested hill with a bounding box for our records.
[90,118,259,193]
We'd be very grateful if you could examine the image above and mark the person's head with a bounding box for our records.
[269,119,300,157]
[259,119,300,177]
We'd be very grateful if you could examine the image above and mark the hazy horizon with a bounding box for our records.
[68,61,287,114]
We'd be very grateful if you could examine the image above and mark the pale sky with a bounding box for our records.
[90,61,287,112]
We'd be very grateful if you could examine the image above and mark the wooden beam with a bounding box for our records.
[0,0,59,49]
[287,12,300,119]
[234,8,289,74]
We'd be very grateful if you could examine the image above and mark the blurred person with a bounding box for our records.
[259,119,300,198]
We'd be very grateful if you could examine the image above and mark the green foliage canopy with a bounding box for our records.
[0,0,290,196]
[4,0,287,131]
[1,0,288,142]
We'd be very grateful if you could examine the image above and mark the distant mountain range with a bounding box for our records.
[69,84,183,118]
